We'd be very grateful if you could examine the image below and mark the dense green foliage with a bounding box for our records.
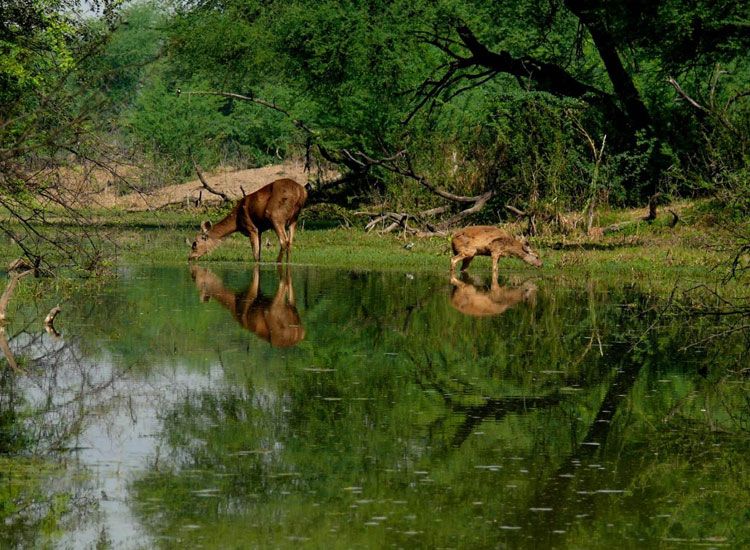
[111,0,750,212]
[0,0,123,271]
[1,0,749,270]
[1,3,748,545]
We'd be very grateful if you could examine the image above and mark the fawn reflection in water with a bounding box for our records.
[190,264,305,347]
[450,274,537,317]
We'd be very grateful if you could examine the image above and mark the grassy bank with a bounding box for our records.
[0,200,746,295]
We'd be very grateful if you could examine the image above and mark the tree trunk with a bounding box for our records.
[563,0,665,196]
[564,0,652,133]
[448,22,664,197]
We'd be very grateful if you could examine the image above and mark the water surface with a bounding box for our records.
[1,265,748,548]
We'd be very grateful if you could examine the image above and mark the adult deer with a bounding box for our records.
[450,275,537,317]
[188,178,307,263]
[190,264,305,348]
[450,225,543,281]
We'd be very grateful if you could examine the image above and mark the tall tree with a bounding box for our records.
[0,0,123,272]
[414,0,750,198]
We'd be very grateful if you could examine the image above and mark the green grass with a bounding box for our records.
[1,200,747,296]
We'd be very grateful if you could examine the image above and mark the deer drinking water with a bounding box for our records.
[450,225,543,281]
[188,178,307,263]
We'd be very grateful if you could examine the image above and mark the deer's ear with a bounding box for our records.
[200,220,212,233]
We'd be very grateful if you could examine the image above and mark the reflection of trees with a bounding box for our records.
[422,285,656,450]
[517,340,648,543]
[7,330,123,449]
[129,270,750,547]
[0,303,147,547]
[0,267,739,547]
[413,284,736,543]
[521,328,750,546]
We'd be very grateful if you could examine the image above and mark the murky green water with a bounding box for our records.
[1,265,748,548]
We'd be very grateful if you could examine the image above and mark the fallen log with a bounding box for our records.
[597,194,678,235]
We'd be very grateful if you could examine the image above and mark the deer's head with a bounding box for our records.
[188,220,220,261]
[519,238,543,268]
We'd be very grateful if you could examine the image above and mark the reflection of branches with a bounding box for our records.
[0,327,24,372]
[572,281,604,367]
[414,353,585,450]
[518,341,645,541]
[5,328,136,452]
[398,284,444,334]
[671,284,750,352]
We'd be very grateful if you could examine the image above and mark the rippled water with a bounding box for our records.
[1,265,748,548]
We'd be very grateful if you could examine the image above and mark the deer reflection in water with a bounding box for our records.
[190,264,305,347]
[450,274,537,317]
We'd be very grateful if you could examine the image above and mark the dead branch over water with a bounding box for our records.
[0,260,35,372]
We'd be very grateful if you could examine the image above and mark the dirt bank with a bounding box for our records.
[55,161,316,211]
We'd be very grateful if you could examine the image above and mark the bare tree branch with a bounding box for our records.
[434,190,494,230]
[192,157,230,203]
[666,77,711,114]
[667,75,738,133]
[343,149,489,204]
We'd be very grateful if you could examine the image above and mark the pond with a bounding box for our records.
[1,264,748,548]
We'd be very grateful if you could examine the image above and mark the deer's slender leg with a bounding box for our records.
[449,273,467,288]
[236,265,262,319]
[284,266,296,305]
[272,271,288,309]
[450,254,467,275]
[286,221,298,262]
[249,264,260,300]
[250,230,261,262]
[460,256,474,272]
[271,220,289,263]
[491,252,501,283]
